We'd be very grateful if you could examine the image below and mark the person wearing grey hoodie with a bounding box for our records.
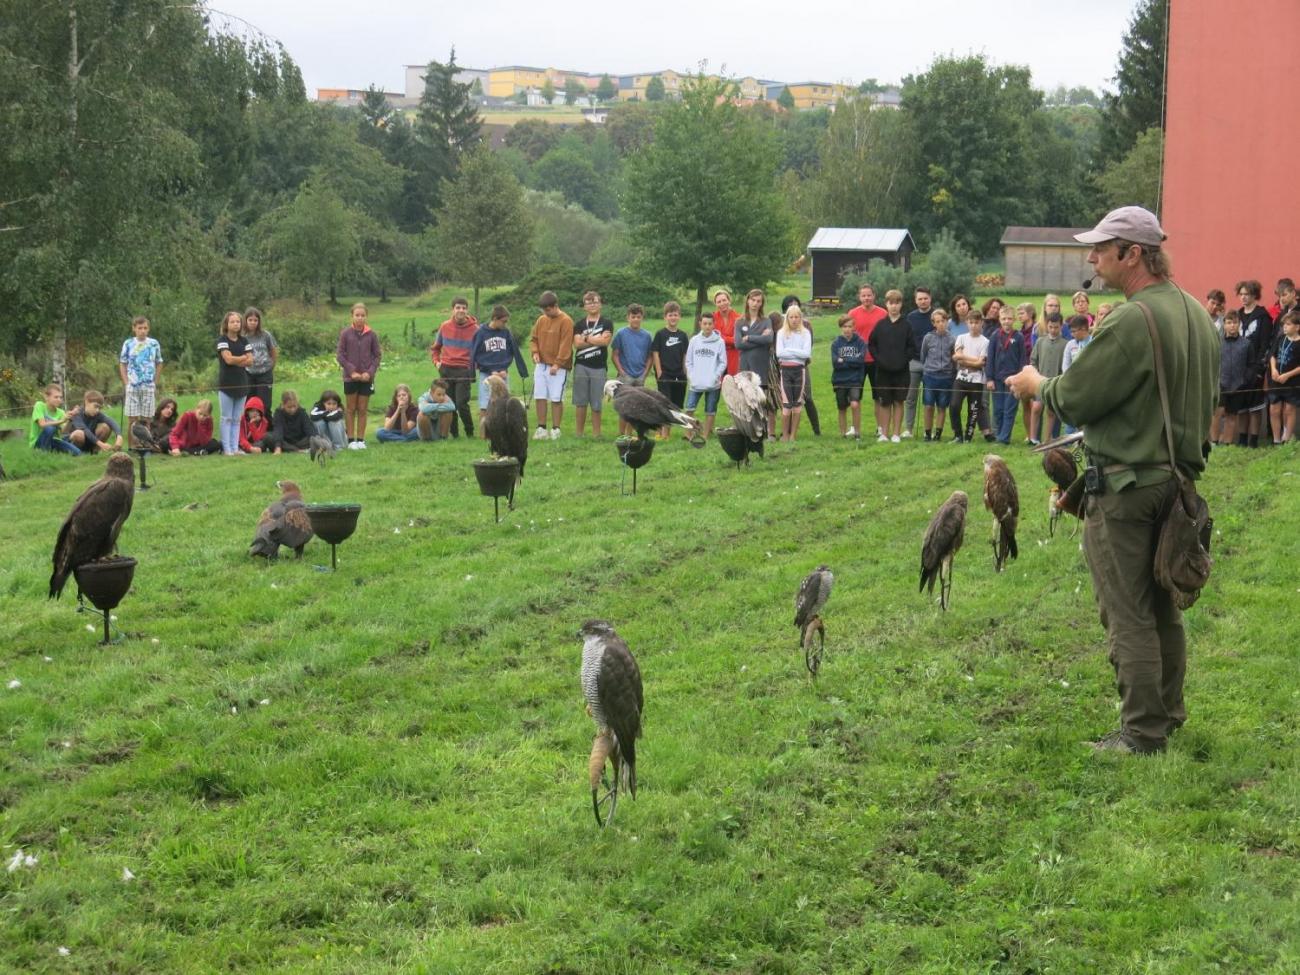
[685,311,728,441]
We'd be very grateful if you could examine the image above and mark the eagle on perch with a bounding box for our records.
[483,374,528,482]
[248,481,314,560]
[983,454,1019,572]
[580,619,643,828]
[920,490,968,611]
[50,453,135,601]
[604,380,703,443]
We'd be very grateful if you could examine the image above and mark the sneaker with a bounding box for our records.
[923,431,932,442]
[1087,729,1163,755]
[346,441,359,451]
[890,434,901,444]
[900,430,912,439]
[877,433,888,443]
[549,428,561,440]
[534,427,549,440]
[952,435,964,443]
[876,427,884,438]
[844,426,857,438]
[355,440,366,449]
[1028,437,1041,447]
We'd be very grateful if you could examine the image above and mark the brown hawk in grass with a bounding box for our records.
[983,454,1019,572]
[920,490,968,610]
[49,453,135,600]
[249,481,313,560]
[580,619,643,827]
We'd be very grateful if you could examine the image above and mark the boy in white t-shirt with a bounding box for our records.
[949,310,992,442]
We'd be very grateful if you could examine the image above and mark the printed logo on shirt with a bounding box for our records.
[663,335,685,348]
[482,335,509,353]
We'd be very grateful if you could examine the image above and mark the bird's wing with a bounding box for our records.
[596,635,644,746]
[736,372,768,413]
[921,499,965,583]
[1042,449,1077,492]
[274,499,314,549]
[50,475,134,596]
[794,571,819,627]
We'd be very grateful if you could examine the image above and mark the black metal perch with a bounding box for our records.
[305,503,362,570]
[472,458,520,523]
[134,448,152,490]
[74,557,137,645]
[716,427,751,469]
[615,437,655,495]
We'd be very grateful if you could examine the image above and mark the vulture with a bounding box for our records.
[50,453,135,600]
[309,435,337,466]
[983,454,1019,572]
[483,374,528,483]
[794,564,834,674]
[130,422,160,452]
[603,380,702,443]
[580,619,643,828]
[920,490,968,611]
[1041,446,1079,537]
[721,372,769,445]
[249,481,314,560]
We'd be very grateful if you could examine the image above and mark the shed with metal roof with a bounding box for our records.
[1000,227,1093,293]
[806,228,915,305]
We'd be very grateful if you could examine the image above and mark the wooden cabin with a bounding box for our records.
[807,228,915,306]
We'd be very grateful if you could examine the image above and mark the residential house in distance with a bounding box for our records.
[616,69,682,101]
[999,227,1093,293]
[766,81,853,109]
[316,87,412,109]
[403,64,489,101]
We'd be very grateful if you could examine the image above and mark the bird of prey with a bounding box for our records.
[983,454,1019,572]
[249,481,314,561]
[721,371,769,446]
[129,422,160,452]
[1041,446,1078,536]
[309,435,337,466]
[483,375,528,486]
[604,380,703,444]
[920,490,968,611]
[50,454,135,601]
[794,564,834,674]
[580,619,643,828]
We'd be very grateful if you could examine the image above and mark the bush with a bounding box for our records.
[838,229,977,311]
[491,265,675,342]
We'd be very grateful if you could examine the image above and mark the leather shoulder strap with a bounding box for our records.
[1134,300,1180,477]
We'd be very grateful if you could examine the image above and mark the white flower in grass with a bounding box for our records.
[6,679,20,690]
[122,866,135,882]
[58,947,71,957]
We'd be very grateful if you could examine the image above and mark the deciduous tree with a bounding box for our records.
[433,149,534,315]
[622,75,793,322]
[645,76,666,102]
[1094,126,1163,213]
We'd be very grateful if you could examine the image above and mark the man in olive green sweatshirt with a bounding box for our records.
[1008,206,1219,756]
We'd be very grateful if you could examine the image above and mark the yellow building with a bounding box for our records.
[616,69,682,101]
[488,66,554,98]
[782,82,852,109]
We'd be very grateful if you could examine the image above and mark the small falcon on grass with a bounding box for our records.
[580,619,644,828]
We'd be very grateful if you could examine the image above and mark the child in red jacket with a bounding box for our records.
[239,395,269,454]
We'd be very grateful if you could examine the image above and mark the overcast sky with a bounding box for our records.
[205,0,1139,97]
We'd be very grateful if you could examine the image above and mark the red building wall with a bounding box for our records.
[1162,0,1300,304]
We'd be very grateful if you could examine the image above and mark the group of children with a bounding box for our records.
[26,278,1300,461]
[1209,278,1300,446]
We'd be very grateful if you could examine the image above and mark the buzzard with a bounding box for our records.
[580,619,643,827]
[50,453,135,600]
[983,454,1019,572]
[604,380,702,443]
[483,375,528,483]
[249,481,314,560]
[920,490,968,611]
[1041,446,1079,536]
[129,421,161,452]
[721,372,769,445]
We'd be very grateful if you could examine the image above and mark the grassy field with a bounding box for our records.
[3,293,1295,973]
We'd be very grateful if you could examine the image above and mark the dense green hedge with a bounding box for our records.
[490,265,676,321]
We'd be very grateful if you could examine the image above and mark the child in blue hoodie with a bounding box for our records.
[830,314,867,438]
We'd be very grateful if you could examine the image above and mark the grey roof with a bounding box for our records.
[807,227,914,252]
[1000,226,1092,246]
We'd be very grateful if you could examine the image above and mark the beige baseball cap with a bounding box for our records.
[1074,206,1167,246]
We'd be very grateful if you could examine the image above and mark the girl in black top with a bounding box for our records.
[216,310,253,455]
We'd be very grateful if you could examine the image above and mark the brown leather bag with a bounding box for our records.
[1135,300,1213,609]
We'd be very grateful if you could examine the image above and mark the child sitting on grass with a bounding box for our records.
[267,391,314,454]
[169,399,220,456]
[65,389,123,453]
[377,384,421,443]
[238,396,269,454]
[417,379,457,441]
[310,389,347,450]
[29,385,79,455]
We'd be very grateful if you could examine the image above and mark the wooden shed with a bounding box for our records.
[807,228,915,306]
[1000,227,1092,293]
